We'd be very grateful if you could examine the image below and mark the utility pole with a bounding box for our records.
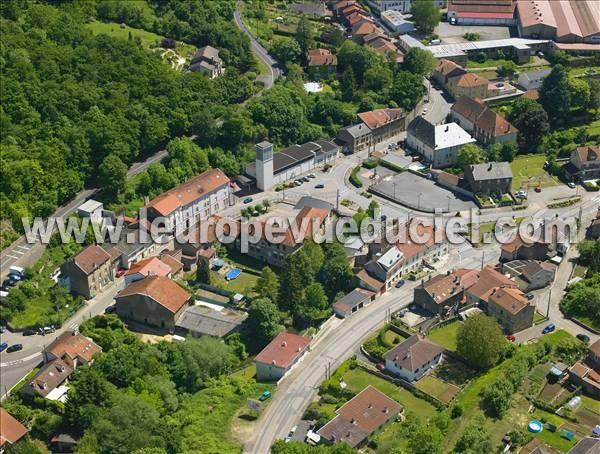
[546,289,551,318]
[336,189,339,211]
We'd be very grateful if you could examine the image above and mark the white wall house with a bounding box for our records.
[384,335,444,381]
[255,333,311,381]
[517,69,551,90]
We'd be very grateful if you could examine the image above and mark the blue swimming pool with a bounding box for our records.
[528,420,543,433]
[226,268,242,281]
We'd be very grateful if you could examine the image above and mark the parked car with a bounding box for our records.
[525,292,534,300]
[22,329,37,336]
[116,269,126,278]
[395,279,406,288]
[576,334,590,343]
[534,187,542,193]
[39,326,55,336]
[0,342,8,352]
[516,190,527,199]
[7,344,23,353]
[243,197,253,204]
[542,323,556,334]
[258,390,271,401]
[506,335,516,342]
[0,325,5,334]
[567,182,576,189]
[315,184,324,189]
[375,363,385,371]
[301,176,310,183]
[308,173,316,179]
[105,305,117,314]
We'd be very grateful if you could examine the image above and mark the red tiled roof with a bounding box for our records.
[358,108,404,131]
[116,275,190,314]
[73,245,110,275]
[575,145,600,163]
[457,11,514,18]
[159,254,183,275]
[46,331,101,363]
[488,286,530,315]
[307,48,337,66]
[336,386,401,434]
[125,257,172,279]
[145,168,230,217]
[357,268,386,292]
[450,72,489,88]
[0,408,27,447]
[467,265,516,301]
[449,0,515,14]
[255,332,311,368]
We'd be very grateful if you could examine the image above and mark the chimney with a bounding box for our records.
[281,341,287,347]
[383,406,389,414]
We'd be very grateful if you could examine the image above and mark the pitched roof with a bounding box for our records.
[452,96,517,137]
[158,254,183,275]
[520,260,553,281]
[307,48,337,66]
[358,108,404,131]
[145,168,230,216]
[575,145,600,163]
[568,437,600,454]
[0,408,27,447]
[319,386,401,447]
[116,275,190,314]
[449,72,489,88]
[467,162,512,181]
[394,223,446,260]
[352,21,379,36]
[589,339,600,357]
[255,332,311,368]
[192,45,221,64]
[125,257,172,279]
[488,286,530,315]
[419,268,479,305]
[467,265,516,301]
[333,288,375,313]
[435,58,467,78]
[451,96,487,123]
[408,116,435,148]
[449,0,516,14]
[384,335,445,372]
[72,245,110,275]
[46,331,101,363]
[27,359,73,397]
[356,268,386,292]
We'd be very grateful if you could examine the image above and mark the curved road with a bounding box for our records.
[234,0,281,90]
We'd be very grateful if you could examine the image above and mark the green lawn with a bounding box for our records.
[466,58,516,69]
[580,395,600,415]
[211,270,259,296]
[416,375,460,404]
[427,321,462,352]
[588,118,600,138]
[510,154,559,190]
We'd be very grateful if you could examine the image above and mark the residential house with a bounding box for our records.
[42,331,102,370]
[50,434,78,453]
[501,260,556,291]
[0,408,28,453]
[145,168,231,232]
[406,117,476,168]
[446,73,490,99]
[358,108,405,147]
[463,162,513,196]
[20,359,73,401]
[517,68,551,90]
[384,335,445,381]
[333,288,376,318]
[487,286,535,333]
[237,206,331,267]
[76,199,103,224]
[306,48,337,80]
[563,145,600,182]
[331,1,358,16]
[357,246,404,295]
[158,251,184,279]
[115,275,191,331]
[363,33,404,62]
[124,256,173,284]
[318,386,401,448]
[465,265,516,310]
[451,96,518,145]
[352,21,383,44]
[189,45,223,78]
[432,59,467,87]
[500,220,572,262]
[413,268,479,315]
[174,219,218,271]
[255,332,311,381]
[60,244,114,299]
[103,224,170,271]
[175,304,247,338]
[569,339,600,398]
[336,122,373,154]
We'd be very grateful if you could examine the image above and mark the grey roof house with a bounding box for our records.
[463,162,513,196]
[175,304,247,338]
[333,288,376,318]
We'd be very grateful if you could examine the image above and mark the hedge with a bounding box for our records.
[350,166,363,188]
[379,160,404,172]
[362,159,379,169]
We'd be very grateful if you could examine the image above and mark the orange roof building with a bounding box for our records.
[0,408,28,450]
[451,96,518,145]
[43,330,102,368]
[255,332,311,381]
[124,256,173,283]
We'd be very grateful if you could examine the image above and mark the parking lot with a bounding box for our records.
[370,172,477,213]
[434,22,512,43]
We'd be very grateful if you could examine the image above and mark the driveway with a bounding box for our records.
[370,172,477,213]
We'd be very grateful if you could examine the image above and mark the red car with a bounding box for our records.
[534,187,542,193]
[506,335,516,342]
[116,269,126,278]
[375,363,385,371]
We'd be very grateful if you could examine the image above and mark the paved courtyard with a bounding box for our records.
[434,22,512,43]
[370,172,477,213]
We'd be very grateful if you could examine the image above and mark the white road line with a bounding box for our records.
[15,245,29,251]
[6,255,19,260]
[13,250,24,255]
[0,352,42,368]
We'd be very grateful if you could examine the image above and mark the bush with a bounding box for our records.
[464,32,480,41]
[451,404,463,418]
[350,166,363,188]
[362,159,379,169]
[379,159,404,172]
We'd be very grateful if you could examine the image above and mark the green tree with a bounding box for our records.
[279,249,315,312]
[457,314,506,370]
[588,79,600,114]
[320,242,354,300]
[302,239,325,276]
[99,154,127,197]
[247,297,282,348]
[271,39,302,66]
[196,258,211,284]
[408,423,443,454]
[390,71,424,111]
[254,266,280,303]
[457,143,483,167]
[482,376,514,417]
[402,47,437,76]
[560,273,600,328]
[297,282,330,326]
[497,61,517,78]
[569,78,591,111]
[65,367,114,428]
[411,0,441,34]
[540,65,571,124]
[578,240,600,273]
[509,98,550,152]
[341,67,357,102]
[454,416,492,453]
[295,17,314,55]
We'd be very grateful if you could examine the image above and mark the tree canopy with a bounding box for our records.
[457,314,506,370]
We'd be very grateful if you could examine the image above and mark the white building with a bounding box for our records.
[517,68,551,91]
[246,140,339,191]
[406,117,476,168]
[384,335,444,381]
[145,168,231,232]
[381,10,414,34]
[77,199,103,224]
[368,0,445,14]
[255,332,311,381]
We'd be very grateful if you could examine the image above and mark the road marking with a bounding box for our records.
[13,250,24,255]
[5,255,19,260]
[15,245,29,251]
[0,352,42,368]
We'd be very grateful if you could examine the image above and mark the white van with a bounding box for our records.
[8,266,25,278]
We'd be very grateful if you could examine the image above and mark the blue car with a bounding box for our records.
[542,323,556,334]
[0,342,8,352]
[395,279,406,288]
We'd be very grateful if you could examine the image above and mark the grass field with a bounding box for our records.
[426,320,462,351]
[588,118,600,138]
[211,270,259,295]
[415,375,460,404]
[510,154,559,190]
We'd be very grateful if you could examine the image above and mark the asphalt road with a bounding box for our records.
[244,242,493,454]
[234,0,281,90]
[0,280,124,398]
